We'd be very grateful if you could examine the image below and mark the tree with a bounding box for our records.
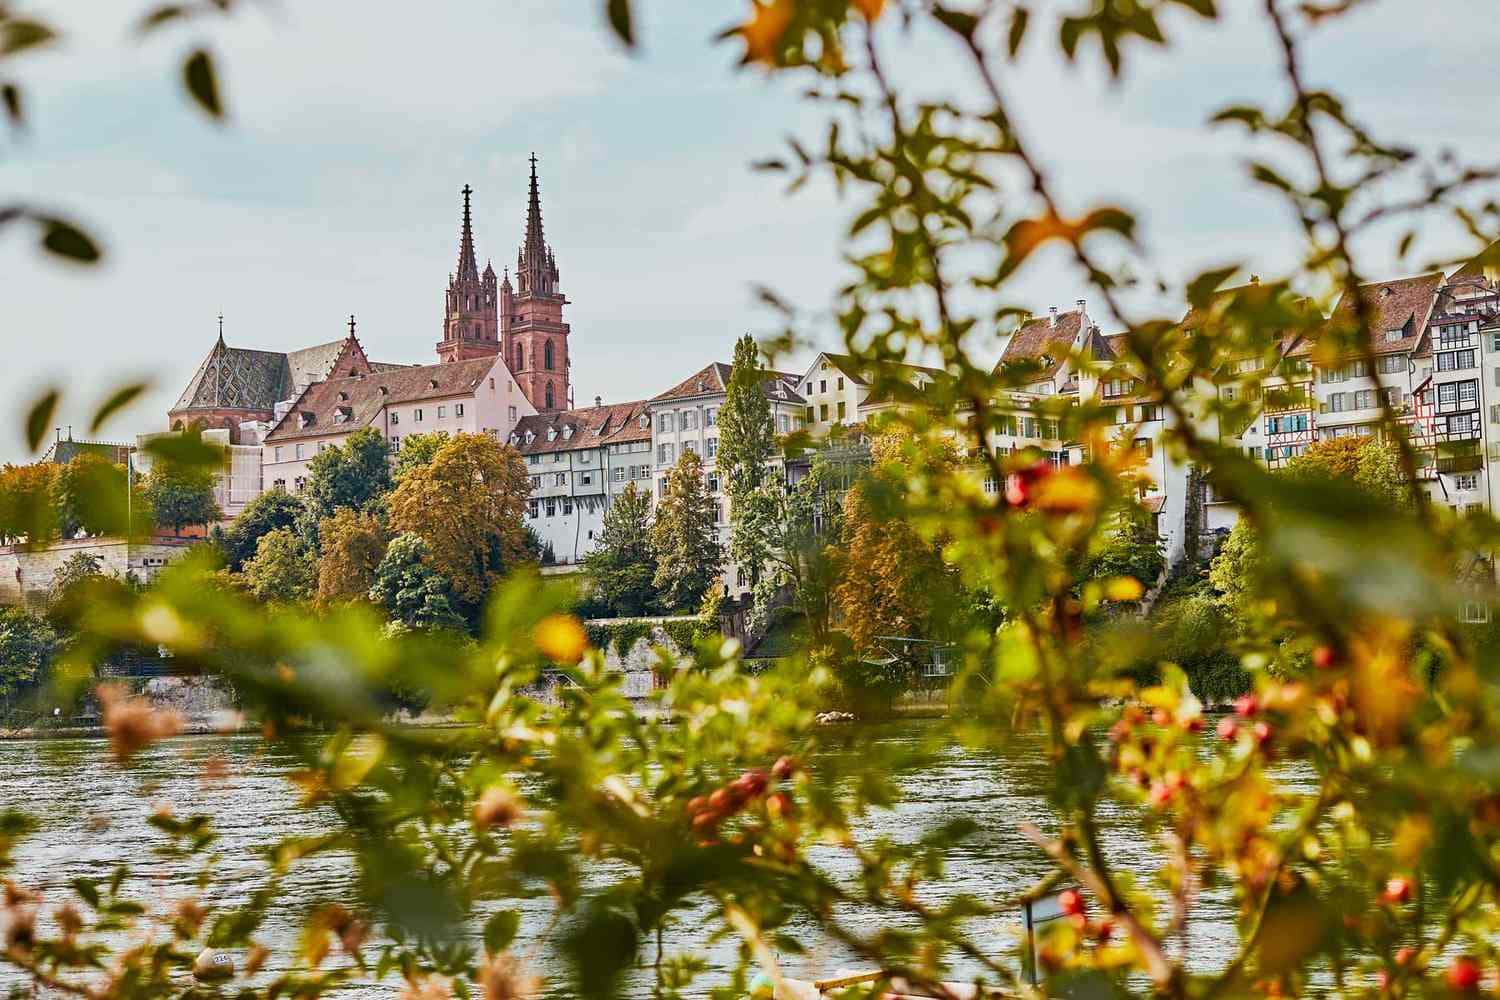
[1287,436,1407,505]
[1084,503,1166,593]
[0,607,61,700]
[316,509,390,606]
[387,433,531,612]
[745,455,844,648]
[241,527,315,604]
[0,463,61,545]
[215,489,306,573]
[718,334,776,585]
[141,462,221,536]
[393,431,450,482]
[833,432,959,654]
[584,482,657,617]
[48,551,105,605]
[303,427,393,524]
[368,532,465,630]
[650,449,724,613]
[55,453,128,539]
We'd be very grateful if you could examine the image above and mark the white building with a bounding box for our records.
[261,354,534,492]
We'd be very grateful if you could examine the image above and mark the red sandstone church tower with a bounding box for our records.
[436,184,501,363]
[501,155,571,413]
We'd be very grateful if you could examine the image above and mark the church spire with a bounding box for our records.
[457,183,478,282]
[517,154,560,298]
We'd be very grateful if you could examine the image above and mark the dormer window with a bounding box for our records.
[547,427,557,441]
[429,378,439,389]
[337,391,349,401]
[1385,329,1403,343]
[298,412,315,428]
[378,386,388,395]
[524,430,535,444]
[334,406,353,424]
[563,425,574,440]
[639,414,649,429]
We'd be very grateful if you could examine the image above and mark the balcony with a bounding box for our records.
[1437,454,1484,474]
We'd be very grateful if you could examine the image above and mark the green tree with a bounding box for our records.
[368,532,465,630]
[392,431,450,482]
[0,463,61,545]
[316,509,390,606]
[141,461,221,536]
[650,449,723,614]
[718,334,776,585]
[584,482,657,616]
[745,455,844,648]
[55,453,127,539]
[48,551,104,605]
[387,433,531,614]
[0,607,61,700]
[214,488,306,572]
[240,527,315,604]
[1287,436,1407,505]
[303,427,393,523]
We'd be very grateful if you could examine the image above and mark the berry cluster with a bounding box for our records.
[685,756,798,843]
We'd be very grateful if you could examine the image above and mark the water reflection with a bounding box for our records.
[0,719,1314,997]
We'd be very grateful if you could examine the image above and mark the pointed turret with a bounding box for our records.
[517,153,561,298]
[504,153,571,413]
[438,183,500,363]
[456,183,479,282]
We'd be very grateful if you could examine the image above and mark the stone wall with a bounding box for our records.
[0,537,195,606]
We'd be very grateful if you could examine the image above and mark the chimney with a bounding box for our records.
[594,395,602,408]
[1049,306,1059,327]
[1076,298,1086,317]
[1250,274,1260,285]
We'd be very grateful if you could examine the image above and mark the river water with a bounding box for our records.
[0,719,1315,996]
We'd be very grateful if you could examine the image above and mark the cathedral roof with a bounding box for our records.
[264,356,500,443]
[288,339,359,385]
[172,338,294,413]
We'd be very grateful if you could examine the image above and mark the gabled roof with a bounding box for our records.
[511,400,652,455]
[1450,240,1500,282]
[172,333,382,414]
[1327,272,1444,357]
[651,362,805,405]
[288,339,360,386]
[999,309,1094,379]
[264,355,500,443]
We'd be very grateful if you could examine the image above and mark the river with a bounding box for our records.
[0,719,1315,997]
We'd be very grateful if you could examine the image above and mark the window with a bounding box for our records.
[1103,378,1135,398]
[1353,389,1374,410]
[819,379,827,393]
[414,408,424,422]
[708,474,720,493]
[611,467,625,482]
[555,473,566,486]
[1438,350,1476,372]
[659,478,668,496]
[659,413,674,432]
[508,405,516,421]
[805,406,815,422]
[1461,381,1478,407]
[1378,386,1404,409]
[562,498,573,515]
[1440,383,1458,406]
[544,340,555,371]
[1350,360,1371,378]
[435,405,445,418]
[295,443,305,459]
[528,500,539,518]
[455,403,464,417]
[682,410,697,430]
[528,455,540,466]
[837,401,846,420]
[545,499,556,517]
[273,446,283,461]
[1378,355,1405,374]
[1439,324,1469,347]
[819,403,829,420]
[580,472,592,485]
[1133,438,1153,457]
[707,437,718,458]
[1328,393,1345,413]
[837,377,845,390]
[706,408,717,427]
[1384,329,1404,343]
[683,440,697,454]
[1139,404,1163,422]
[804,383,811,394]
[1449,413,1479,437]
[390,412,399,425]
[1456,474,1479,491]
[552,453,564,464]
[1023,417,1038,438]
[658,443,674,464]
[545,383,554,409]
[390,436,399,447]
[530,475,540,488]
[777,414,789,433]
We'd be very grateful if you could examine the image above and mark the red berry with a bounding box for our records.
[1374,970,1389,990]
[1233,694,1258,718]
[1165,770,1187,791]
[1149,781,1172,807]
[1382,877,1412,904]
[1448,956,1481,992]
[691,810,722,835]
[766,792,795,818]
[1108,720,1130,743]
[1217,717,1240,741]
[708,788,733,813]
[1252,721,1272,747]
[1094,918,1114,943]
[733,769,769,799]
[1058,889,1084,917]
[1152,708,1171,727]
[771,755,797,780]
[1395,947,1416,967]
[686,796,708,816]
[1183,715,1205,733]
[1312,644,1337,669]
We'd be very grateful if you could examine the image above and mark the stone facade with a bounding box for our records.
[0,537,194,606]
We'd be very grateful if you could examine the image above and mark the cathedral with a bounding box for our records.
[169,156,573,442]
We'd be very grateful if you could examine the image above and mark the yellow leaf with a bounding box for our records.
[1103,576,1144,601]
[739,0,795,65]
[331,734,385,790]
[851,0,885,20]
[534,614,587,663]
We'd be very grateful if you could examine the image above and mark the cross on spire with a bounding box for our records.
[348,314,356,338]
[518,153,558,297]
[217,313,224,344]
[456,183,479,281]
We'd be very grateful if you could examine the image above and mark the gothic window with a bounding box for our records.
[544,340,555,371]
[515,345,523,371]
[546,382,555,409]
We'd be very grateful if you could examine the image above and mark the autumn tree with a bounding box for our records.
[650,449,723,614]
[718,334,776,584]
[583,481,656,617]
[241,527,315,604]
[368,532,465,631]
[387,432,531,613]
[0,463,60,545]
[316,508,390,605]
[214,488,306,573]
[55,452,128,538]
[393,431,450,481]
[744,454,844,648]
[140,461,220,536]
[1287,436,1407,505]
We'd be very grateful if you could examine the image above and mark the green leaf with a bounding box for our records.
[1,83,21,127]
[24,389,58,453]
[931,6,980,41]
[0,19,57,57]
[183,49,223,119]
[70,877,100,907]
[1173,0,1217,16]
[144,432,224,468]
[90,383,148,434]
[137,4,189,33]
[605,0,634,47]
[482,909,519,955]
[38,216,101,263]
[1007,7,1030,57]
[1186,265,1241,308]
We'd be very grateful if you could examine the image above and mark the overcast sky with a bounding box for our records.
[3,1,1497,462]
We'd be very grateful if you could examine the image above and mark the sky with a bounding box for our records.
[3,1,1498,462]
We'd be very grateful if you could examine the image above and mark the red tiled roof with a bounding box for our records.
[1326,272,1443,357]
[999,310,1092,379]
[511,400,652,455]
[651,362,805,405]
[264,356,499,442]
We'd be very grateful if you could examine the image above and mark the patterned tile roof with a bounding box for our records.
[511,400,652,455]
[173,339,294,412]
[264,356,500,443]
